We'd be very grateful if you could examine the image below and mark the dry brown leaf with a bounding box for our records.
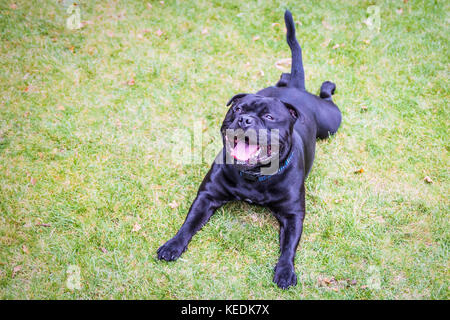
[274,58,291,71]
[81,20,93,28]
[12,265,22,278]
[321,38,331,47]
[168,200,179,209]
[132,223,141,232]
[36,222,51,227]
[22,245,29,254]
[423,176,433,184]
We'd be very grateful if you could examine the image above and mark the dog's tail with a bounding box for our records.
[284,10,305,90]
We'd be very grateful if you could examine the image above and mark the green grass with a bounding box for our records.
[0,0,448,299]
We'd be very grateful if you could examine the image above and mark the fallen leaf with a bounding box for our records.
[423,176,433,184]
[274,58,291,71]
[168,200,179,209]
[22,245,29,254]
[322,20,332,30]
[12,265,22,278]
[354,168,364,174]
[36,222,51,227]
[252,35,260,41]
[81,20,93,28]
[132,222,141,232]
[321,38,331,47]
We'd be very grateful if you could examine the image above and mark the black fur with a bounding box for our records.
[157,10,342,289]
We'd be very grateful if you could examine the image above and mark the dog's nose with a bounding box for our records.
[238,115,254,128]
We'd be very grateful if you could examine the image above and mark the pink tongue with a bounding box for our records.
[231,140,258,161]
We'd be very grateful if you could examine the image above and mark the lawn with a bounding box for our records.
[0,0,448,299]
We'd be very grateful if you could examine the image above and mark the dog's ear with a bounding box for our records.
[226,93,249,106]
[282,101,299,120]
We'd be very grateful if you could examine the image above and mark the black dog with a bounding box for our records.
[157,10,342,289]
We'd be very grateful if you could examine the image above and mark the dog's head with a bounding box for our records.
[220,93,298,170]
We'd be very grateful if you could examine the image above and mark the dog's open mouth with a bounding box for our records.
[225,135,276,165]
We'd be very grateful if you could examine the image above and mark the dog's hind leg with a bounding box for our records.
[319,81,336,101]
[275,73,291,87]
[315,81,341,139]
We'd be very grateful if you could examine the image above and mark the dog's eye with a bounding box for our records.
[265,114,274,120]
[234,106,241,113]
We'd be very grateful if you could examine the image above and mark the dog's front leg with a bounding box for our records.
[271,187,306,289]
[157,172,229,261]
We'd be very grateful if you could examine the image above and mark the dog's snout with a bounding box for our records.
[238,115,254,128]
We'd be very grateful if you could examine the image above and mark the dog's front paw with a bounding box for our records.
[157,238,187,261]
[273,263,297,289]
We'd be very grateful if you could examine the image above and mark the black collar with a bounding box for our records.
[239,151,295,182]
